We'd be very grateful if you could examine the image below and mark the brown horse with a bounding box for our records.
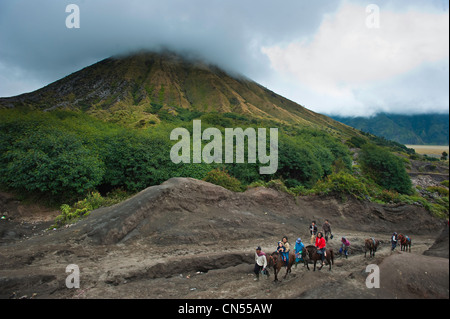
[267,251,296,282]
[397,234,411,252]
[364,238,381,257]
[304,245,334,271]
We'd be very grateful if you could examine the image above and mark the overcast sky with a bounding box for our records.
[0,0,448,117]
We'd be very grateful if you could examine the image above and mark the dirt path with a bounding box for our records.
[0,178,448,299]
[0,229,445,299]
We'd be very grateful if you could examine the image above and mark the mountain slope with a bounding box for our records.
[333,113,449,145]
[0,50,358,137]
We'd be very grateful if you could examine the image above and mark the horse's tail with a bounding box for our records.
[329,249,334,265]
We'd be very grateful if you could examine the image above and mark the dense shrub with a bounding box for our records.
[276,132,351,188]
[52,190,131,227]
[311,171,369,200]
[266,179,292,194]
[359,144,413,194]
[426,186,449,197]
[99,129,174,192]
[347,136,367,148]
[377,189,399,203]
[0,129,104,200]
[203,168,243,192]
[225,162,262,185]
[277,135,323,188]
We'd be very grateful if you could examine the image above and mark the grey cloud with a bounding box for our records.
[0,0,339,96]
[0,0,448,118]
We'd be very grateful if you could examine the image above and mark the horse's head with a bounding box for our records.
[302,249,311,261]
[304,245,316,259]
[268,251,278,267]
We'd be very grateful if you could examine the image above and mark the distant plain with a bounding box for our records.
[406,145,449,156]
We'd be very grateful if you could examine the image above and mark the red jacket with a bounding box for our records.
[315,237,326,249]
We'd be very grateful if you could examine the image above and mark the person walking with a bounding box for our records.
[309,221,318,244]
[340,236,350,259]
[322,219,332,242]
[294,238,305,268]
[254,246,268,281]
[391,232,398,251]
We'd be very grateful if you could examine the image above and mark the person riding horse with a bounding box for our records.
[277,236,290,268]
[315,232,327,264]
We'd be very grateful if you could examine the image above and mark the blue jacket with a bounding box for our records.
[294,242,304,262]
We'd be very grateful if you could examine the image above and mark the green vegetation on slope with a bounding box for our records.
[0,109,352,203]
[1,108,447,226]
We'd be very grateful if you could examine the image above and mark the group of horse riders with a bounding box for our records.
[254,219,416,280]
[254,220,350,280]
